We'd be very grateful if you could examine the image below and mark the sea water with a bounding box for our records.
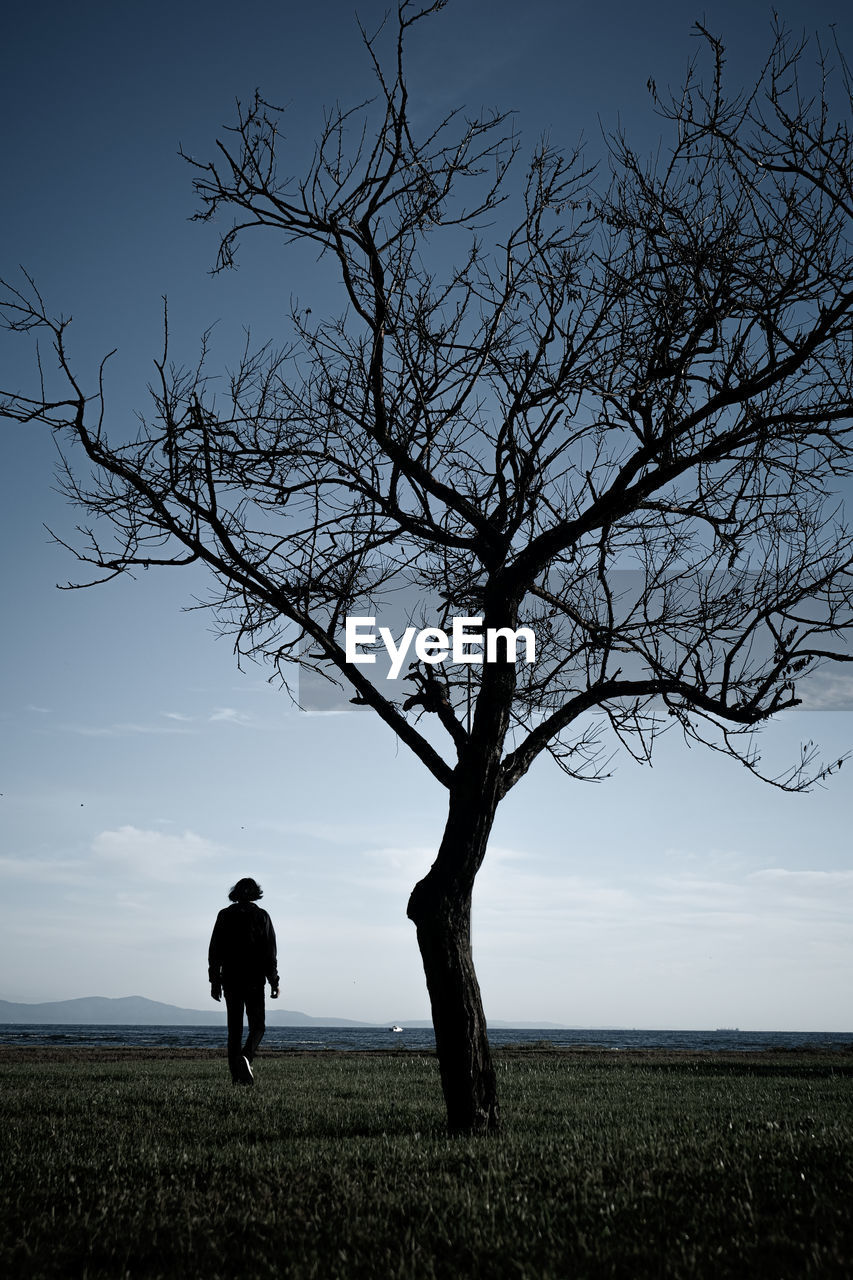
[1,1024,850,1052]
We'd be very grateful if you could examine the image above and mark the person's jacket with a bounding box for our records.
[208,901,279,987]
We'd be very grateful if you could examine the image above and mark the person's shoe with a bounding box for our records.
[241,1055,254,1085]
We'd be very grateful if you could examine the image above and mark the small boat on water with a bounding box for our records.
[389,1025,403,1033]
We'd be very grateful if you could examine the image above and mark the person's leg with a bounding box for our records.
[223,985,247,1081]
[242,982,266,1062]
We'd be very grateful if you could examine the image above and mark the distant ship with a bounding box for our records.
[390,1025,403,1033]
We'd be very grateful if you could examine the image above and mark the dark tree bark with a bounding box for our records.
[408,755,504,1133]
[409,866,498,1134]
[407,613,514,1130]
[4,5,853,1132]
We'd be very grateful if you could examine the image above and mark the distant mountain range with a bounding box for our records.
[0,996,372,1027]
[0,995,569,1029]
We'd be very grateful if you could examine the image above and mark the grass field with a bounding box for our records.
[1,1046,851,1279]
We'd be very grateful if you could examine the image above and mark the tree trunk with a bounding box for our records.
[407,783,500,1135]
[407,593,518,1134]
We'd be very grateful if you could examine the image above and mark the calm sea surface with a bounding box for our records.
[1,1025,850,1052]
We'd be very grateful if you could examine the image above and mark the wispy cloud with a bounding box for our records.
[91,826,224,882]
[797,669,853,711]
[208,707,254,725]
[270,819,431,848]
[750,868,853,887]
[63,721,196,737]
[300,706,352,718]
[0,854,86,884]
[359,844,436,895]
[746,868,853,918]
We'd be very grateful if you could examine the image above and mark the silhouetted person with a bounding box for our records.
[208,877,279,1085]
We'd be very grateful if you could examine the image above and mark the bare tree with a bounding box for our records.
[3,4,853,1132]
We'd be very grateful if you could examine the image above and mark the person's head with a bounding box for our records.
[228,877,263,903]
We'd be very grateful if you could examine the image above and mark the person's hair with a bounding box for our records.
[228,877,263,902]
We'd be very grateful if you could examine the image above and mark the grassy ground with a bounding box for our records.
[0,1046,851,1279]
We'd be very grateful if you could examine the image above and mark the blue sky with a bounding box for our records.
[1,0,851,1028]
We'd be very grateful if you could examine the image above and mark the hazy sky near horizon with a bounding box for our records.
[1,0,852,1030]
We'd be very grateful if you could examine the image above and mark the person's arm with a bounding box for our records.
[265,913,280,998]
[208,913,224,1001]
